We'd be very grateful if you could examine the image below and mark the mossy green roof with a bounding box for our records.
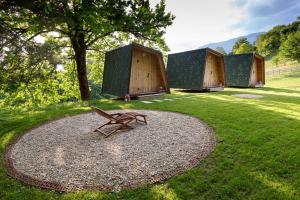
[102,44,133,97]
[167,49,207,90]
[224,53,254,87]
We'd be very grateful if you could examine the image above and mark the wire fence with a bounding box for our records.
[265,66,300,76]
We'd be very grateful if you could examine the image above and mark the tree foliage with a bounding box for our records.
[279,31,300,62]
[255,26,283,57]
[232,37,255,54]
[1,0,175,100]
[256,18,300,57]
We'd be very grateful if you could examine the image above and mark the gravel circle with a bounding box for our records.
[231,94,264,99]
[5,109,216,192]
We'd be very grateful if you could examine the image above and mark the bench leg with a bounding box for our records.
[94,119,136,137]
[104,120,134,138]
[136,116,147,124]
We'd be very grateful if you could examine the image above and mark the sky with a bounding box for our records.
[150,0,300,53]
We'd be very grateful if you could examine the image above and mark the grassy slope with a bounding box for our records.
[1,71,300,200]
[264,56,298,68]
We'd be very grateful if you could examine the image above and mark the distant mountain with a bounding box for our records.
[200,32,265,53]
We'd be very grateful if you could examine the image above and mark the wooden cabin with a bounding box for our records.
[102,43,169,97]
[224,53,265,87]
[167,48,225,91]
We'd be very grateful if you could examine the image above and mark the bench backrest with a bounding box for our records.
[92,107,113,119]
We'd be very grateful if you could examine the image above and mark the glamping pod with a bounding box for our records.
[102,43,169,97]
[224,53,265,87]
[167,48,226,91]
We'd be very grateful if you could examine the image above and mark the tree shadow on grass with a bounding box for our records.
[215,87,300,106]
[0,100,134,200]
[1,95,300,200]
[0,100,130,152]
[174,89,211,93]
[135,94,300,200]
[257,87,300,94]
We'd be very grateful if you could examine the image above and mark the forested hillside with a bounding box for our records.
[230,17,300,67]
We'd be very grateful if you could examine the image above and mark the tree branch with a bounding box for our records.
[54,27,70,35]
[86,32,113,47]
[26,30,51,41]
[86,48,105,52]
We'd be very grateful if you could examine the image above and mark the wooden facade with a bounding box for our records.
[249,54,265,87]
[102,43,169,97]
[203,51,226,88]
[167,48,225,91]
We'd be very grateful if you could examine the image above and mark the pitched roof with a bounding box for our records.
[106,42,162,56]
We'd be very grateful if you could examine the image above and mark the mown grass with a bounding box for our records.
[1,71,300,200]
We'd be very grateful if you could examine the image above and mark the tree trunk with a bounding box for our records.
[70,33,90,101]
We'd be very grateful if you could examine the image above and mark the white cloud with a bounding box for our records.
[232,0,300,32]
[151,0,246,53]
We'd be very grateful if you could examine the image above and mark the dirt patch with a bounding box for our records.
[231,94,264,99]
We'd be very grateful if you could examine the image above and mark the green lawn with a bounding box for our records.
[1,71,300,200]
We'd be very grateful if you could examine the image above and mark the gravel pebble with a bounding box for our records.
[10,109,216,191]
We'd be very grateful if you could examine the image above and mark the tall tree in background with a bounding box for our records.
[232,37,255,54]
[280,31,300,63]
[256,17,300,57]
[1,0,174,100]
[255,25,284,57]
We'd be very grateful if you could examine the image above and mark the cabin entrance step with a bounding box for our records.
[137,93,164,99]
[205,87,224,92]
[254,83,264,88]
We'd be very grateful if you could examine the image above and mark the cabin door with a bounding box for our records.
[250,58,258,85]
[203,53,220,88]
[129,49,163,95]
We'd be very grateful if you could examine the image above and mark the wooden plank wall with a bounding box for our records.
[217,56,225,86]
[256,57,264,83]
[250,57,264,86]
[203,52,224,88]
[129,48,164,95]
[155,54,168,92]
[250,57,258,85]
